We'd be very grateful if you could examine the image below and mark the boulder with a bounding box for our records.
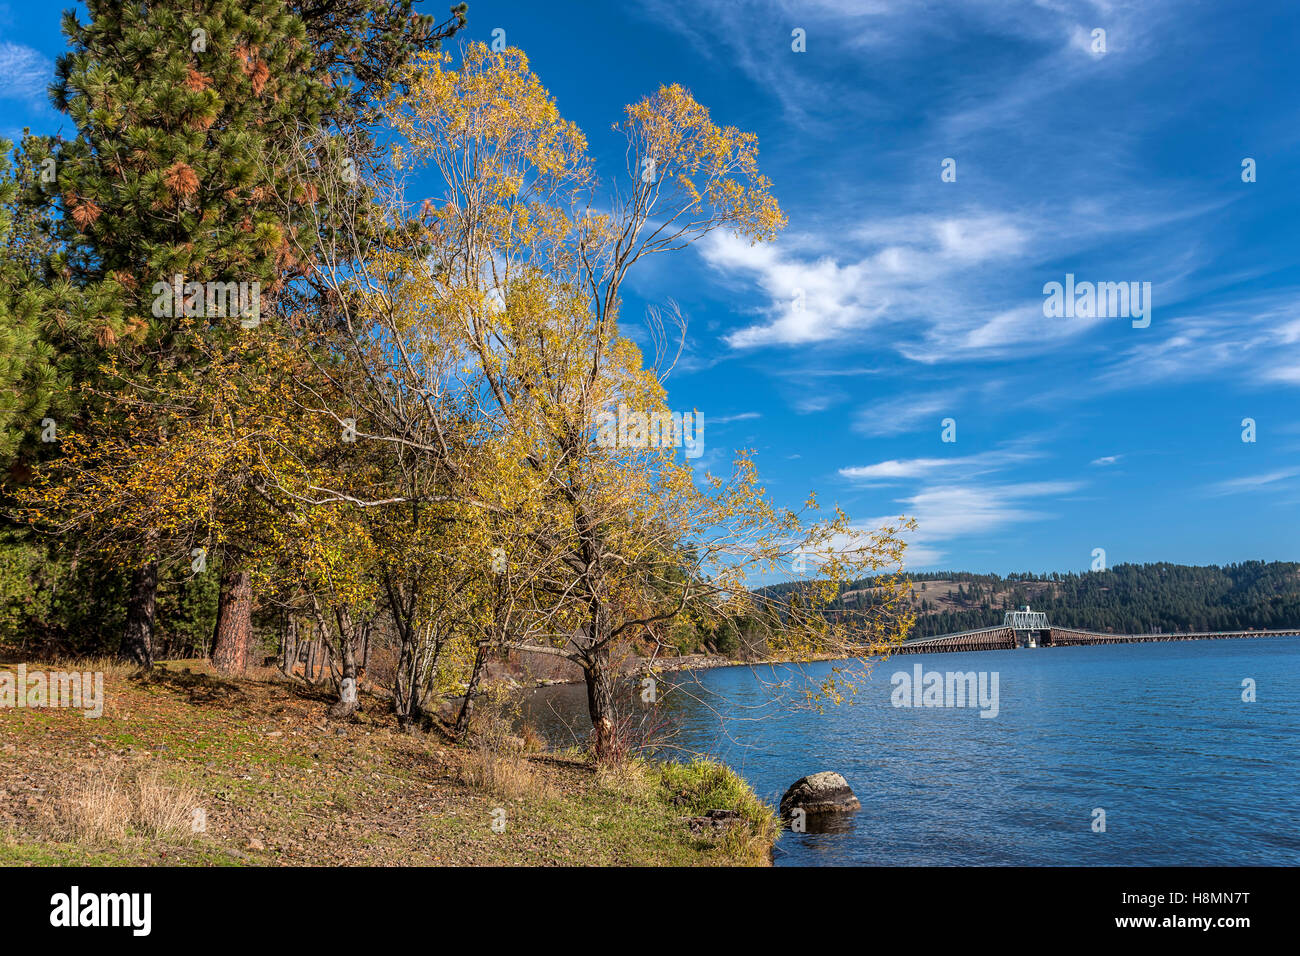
[779,771,861,818]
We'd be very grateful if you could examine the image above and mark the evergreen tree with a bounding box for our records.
[0,137,60,471]
[28,0,466,670]
[35,0,338,667]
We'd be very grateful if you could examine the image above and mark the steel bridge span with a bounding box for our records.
[893,606,1300,656]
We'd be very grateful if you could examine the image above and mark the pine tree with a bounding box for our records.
[36,0,335,667]
[31,1,466,670]
[0,137,60,472]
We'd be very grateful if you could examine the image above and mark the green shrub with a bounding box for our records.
[660,758,776,835]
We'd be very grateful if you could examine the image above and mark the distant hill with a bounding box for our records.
[774,561,1300,638]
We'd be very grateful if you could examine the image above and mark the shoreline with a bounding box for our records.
[0,660,778,867]
[503,629,1300,690]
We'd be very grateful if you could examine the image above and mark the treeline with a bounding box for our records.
[0,0,912,761]
[824,562,1300,637]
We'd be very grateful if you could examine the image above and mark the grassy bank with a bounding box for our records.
[0,660,776,866]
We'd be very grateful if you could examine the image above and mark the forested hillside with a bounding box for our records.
[825,562,1300,637]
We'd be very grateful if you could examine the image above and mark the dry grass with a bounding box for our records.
[520,725,546,754]
[46,656,140,680]
[458,748,557,802]
[595,756,655,804]
[57,767,133,843]
[241,663,289,683]
[56,765,201,845]
[134,770,201,840]
[3,665,777,866]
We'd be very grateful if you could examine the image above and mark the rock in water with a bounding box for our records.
[779,771,861,818]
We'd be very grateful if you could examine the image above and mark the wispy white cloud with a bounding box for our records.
[641,0,1162,132]
[0,43,50,103]
[709,411,762,425]
[1096,298,1300,392]
[840,445,1041,483]
[791,390,840,414]
[902,480,1081,536]
[852,390,962,437]
[635,0,900,129]
[710,212,1030,350]
[707,199,1215,362]
[1206,469,1300,497]
[857,478,1083,567]
[671,0,1251,376]
[706,231,885,348]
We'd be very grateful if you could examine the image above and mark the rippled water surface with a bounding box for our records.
[523,638,1300,865]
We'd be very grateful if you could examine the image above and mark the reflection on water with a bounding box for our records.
[519,681,594,749]
[794,812,858,835]
[518,638,1300,866]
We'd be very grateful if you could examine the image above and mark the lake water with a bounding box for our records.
[521,637,1300,866]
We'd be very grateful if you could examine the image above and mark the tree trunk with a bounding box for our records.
[417,639,442,726]
[317,639,332,684]
[385,575,424,730]
[582,647,617,763]
[327,607,359,719]
[453,641,487,738]
[279,616,298,679]
[394,630,419,728]
[395,626,443,731]
[210,565,253,674]
[119,560,157,667]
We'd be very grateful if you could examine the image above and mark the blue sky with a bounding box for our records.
[3,1,1298,574]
